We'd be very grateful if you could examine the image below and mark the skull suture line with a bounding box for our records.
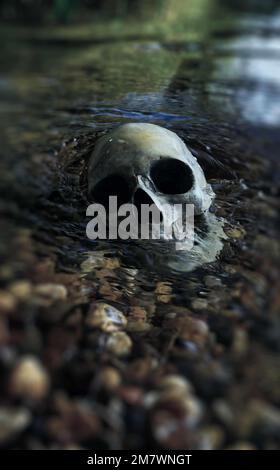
[88,123,214,229]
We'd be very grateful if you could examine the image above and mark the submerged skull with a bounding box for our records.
[88,123,214,229]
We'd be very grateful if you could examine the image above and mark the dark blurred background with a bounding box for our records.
[1,0,280,24]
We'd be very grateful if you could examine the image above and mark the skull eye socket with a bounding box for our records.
[90,174,132,206]
[150,158,193,195]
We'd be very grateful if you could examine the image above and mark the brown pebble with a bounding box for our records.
[180,316,209,346]
[0,290,17,314]
[157,375,193,396]
[9,356,50,401]
[99,281,122,301]
[155,282,173,303]
[94,367,121,392]
[81,255,120,272]
[129,306,147,321]
[150,395,203,448]
[0,407,31,444]
[106,331,132,356]
[155,282,172,295]
[33,283,67,307]
[224,225,246,239]
[80,254,105,271]
[85,302,127,332]
[103,258,120,269]
[127,306,151,332]
[9,280,32,301]
[151,390,203,425]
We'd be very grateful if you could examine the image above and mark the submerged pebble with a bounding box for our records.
[9,356,50,401]
[0,407,31,444]
[179,316,209,346]
[0,290,16,314]
[81,254,120,272]
[126,306,151,332]
[93,367,121,392]
[150,394,203,448]
[33,283,68,307]
[9,280,32,301]
[157,375,193,397]
[155,282,173,303]
[224,224,246,239]
[85,302,127,332]
[106,331,132,357]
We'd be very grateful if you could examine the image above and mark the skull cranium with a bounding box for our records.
[88,123,214,231]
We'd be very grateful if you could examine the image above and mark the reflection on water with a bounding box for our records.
[213,10,280,126]
[167,213,226,272]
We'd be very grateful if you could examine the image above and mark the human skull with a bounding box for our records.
[88,123,214,230]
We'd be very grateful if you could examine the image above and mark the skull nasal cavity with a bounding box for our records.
[134,189,163,223]
[150,158,193,194]
[134,188,155,209]
[91,174,132,206]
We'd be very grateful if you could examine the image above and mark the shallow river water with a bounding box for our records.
[0,0,280,450]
